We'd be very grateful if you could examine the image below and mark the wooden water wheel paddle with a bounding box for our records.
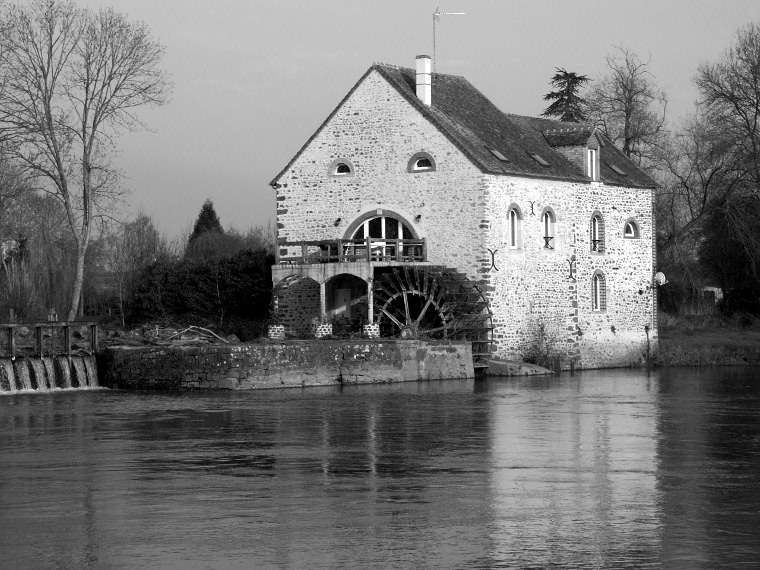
[373,266,494,372]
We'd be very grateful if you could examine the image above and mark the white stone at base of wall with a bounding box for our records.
[312,323,333,338]
[363,324,380,339]
[268,325,285,341]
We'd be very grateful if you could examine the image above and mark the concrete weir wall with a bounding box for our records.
[100,340,474,390]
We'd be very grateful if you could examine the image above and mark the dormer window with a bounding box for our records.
[407,152,436,173]
[329,158,355,178]
[587,148,598,181]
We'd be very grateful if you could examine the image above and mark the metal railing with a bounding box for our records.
[1,322,98,358]
[277,237,427,264]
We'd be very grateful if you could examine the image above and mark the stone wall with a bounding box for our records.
[275,275,321,335]
[100,340,474,390]
[483,177,656,368]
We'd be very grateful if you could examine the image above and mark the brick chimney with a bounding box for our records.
[416,55,432,106]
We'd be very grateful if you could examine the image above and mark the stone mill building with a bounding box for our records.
[270,56,658,371]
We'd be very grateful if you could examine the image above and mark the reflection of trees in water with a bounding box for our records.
[656,368,760,567]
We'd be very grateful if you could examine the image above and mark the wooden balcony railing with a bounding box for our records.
[277,238,427,265]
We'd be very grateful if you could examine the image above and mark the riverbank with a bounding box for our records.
[656,329,760,367]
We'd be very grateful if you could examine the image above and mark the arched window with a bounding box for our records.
[592,271,607,312]
[508,206,522,249]
[351,215,413,241]
[329,157,355,177]
[347,212,418,260]
[407,152,436,173]
[541,208,556,250]
[590,212,605,253]
[624,218,640,239]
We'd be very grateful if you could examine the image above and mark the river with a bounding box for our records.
[1,367,759,569]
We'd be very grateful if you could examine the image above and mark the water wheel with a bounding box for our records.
[373,266,494,372]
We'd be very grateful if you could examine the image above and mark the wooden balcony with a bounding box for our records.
[276,237,427,265]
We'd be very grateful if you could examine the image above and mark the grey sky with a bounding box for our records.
[84,0,756,237]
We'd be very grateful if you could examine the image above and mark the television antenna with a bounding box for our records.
[433,7,465,74]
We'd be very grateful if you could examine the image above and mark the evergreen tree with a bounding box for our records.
[542,68,590,123]
[188,199,223,244]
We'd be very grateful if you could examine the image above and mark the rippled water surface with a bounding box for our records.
[1,367,760,569]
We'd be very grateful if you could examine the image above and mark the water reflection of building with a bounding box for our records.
[486,374,662,566]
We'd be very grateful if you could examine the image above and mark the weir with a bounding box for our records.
[0,354,98,393]
[0,321,100,394]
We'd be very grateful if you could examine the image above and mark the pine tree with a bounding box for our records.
[189,199,223,244]
[542,68,590,123]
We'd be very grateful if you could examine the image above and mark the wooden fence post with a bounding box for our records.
[6,326,14,359]
[63,324,71,357]
[36,326,43,357]
[90,324,98,354]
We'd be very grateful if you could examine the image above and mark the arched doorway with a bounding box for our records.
[326,274,368,335]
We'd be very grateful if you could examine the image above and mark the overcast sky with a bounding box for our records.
[81,0,757,237]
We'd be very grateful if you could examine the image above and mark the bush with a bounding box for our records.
[127,249,274,337]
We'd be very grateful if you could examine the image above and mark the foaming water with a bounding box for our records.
[1,367,759,568]
[0,355,97,394]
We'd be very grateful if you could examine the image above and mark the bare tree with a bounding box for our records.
[0,0,170,320]
[658,107,743,245]
[655,22,760,310]
[695,21,760,189]
[0,154,30,242]
[586,45,668,167]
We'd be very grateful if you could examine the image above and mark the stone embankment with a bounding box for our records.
[100,339,474,390]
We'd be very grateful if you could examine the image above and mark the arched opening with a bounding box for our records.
[541,207,556,250]
[326,274,368,335]
[407,152,436,172]
[507,204,523,249]
[624,218,640,239]
[345,210,420,261]
[590,211,605,253]
[592,270,607,311]
[328,157,355,177]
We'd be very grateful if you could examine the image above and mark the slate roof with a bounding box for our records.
[272,63,657,189]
